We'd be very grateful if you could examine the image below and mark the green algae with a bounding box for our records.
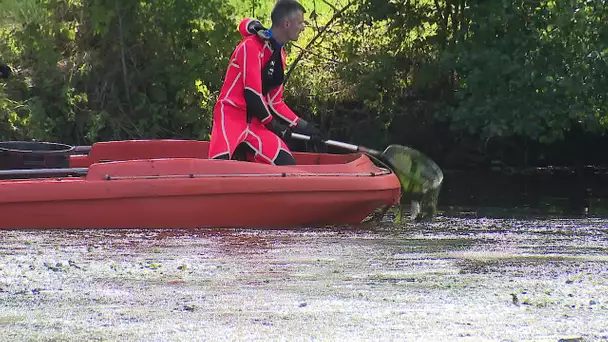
[0,217,606,341]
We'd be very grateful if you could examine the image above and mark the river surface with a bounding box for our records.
[1,169,607,341]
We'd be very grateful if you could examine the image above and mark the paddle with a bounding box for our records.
[291,133,444,221]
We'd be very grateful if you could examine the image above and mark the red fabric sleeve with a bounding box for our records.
[268,84,300,127]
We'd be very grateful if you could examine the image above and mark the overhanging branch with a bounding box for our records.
[285,1,354,83]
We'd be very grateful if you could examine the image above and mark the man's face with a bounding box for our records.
[284,10,305,41]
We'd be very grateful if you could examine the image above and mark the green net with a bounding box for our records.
[381,145,444,220]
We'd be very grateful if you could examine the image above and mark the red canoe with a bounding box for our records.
[0,139,401,229]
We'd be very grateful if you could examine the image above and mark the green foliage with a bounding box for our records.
[1,0,240,144]
[445,0,608,143]
[285,0,607,151]
[0,0,47,28]
[284,0,456,150]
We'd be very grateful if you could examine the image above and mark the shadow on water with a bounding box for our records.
[438,165,608,219]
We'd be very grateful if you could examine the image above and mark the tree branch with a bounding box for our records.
[320,0,338,13]
[290,43,342,65]
[285,1,354,83]
[116,0,131,108]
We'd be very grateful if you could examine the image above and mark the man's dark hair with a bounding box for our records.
[271,0,306,26]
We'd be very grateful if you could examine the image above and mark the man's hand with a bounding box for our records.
[294,119,324,143]
[266,120,292,140]
[294,119,328,153]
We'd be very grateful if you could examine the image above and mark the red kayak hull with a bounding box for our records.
[0,140,401,229]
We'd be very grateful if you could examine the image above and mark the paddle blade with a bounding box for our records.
[381,145,443,220]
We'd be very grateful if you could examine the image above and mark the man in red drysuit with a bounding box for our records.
[208,0,323,165]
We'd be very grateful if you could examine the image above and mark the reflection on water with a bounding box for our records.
[438,167,608,218]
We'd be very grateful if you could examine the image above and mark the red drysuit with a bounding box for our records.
[208,18,302,164]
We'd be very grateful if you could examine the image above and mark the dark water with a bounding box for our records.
[0,170,607,341]
[440,167,608,218]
